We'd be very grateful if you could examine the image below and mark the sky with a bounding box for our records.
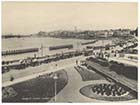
[2,2,138,35]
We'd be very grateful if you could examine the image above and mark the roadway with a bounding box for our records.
[85,61,137,93]
[49,66,110,102]
[49,66,137,102]
[2,56,84,87]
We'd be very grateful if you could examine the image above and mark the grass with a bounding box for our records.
[2,70,68,102]
[75,66,105,81]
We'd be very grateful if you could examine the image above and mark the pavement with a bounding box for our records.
[109,57,138,67]
[86,61,137,92]
[49,66,137,103]
[49,66,109,103]
[2,56,85,87]
[2,52,138,102]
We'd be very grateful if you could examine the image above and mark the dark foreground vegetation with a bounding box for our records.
[75,66,105,81]
[2,70,68,102]
[86,57,138,81]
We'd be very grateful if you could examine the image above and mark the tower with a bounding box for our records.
[74,26,77,32]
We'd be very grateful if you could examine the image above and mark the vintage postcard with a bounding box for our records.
[1,1,138,103]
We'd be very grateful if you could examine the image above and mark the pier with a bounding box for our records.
[2,48,39,56]
[49,44,73,50]
[81,40,97,45]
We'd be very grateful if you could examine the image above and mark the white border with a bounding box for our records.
[0,0,139,105]
[0,0,139,2]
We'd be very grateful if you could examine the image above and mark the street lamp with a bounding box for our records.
[53,73,58,102]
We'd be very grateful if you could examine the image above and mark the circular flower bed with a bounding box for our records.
[80,83,135,101]
[92,84,128,97]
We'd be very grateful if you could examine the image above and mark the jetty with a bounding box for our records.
[2,48,39,56]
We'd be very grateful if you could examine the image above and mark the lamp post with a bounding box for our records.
[53,73,58,102]
[40,44,43,57]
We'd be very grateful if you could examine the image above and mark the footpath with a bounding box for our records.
[2,56,84,87]
[49,66,137,102]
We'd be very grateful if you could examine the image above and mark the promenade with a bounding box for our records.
[109,57,138,67]
[2,56,84,87]
[85,61,137,92]
[49,66,109,102]
[49,66,137,102]
[2,55,137,102]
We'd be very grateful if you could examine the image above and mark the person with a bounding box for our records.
[76,60,78,65]
[10,76,14,81]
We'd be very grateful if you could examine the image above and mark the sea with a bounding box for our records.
[2,37,112,61]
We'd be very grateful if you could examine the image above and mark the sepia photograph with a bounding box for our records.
[1,1,138,103]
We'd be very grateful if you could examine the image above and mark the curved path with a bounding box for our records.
[2,55,137,102]
[50,66,137,102]
[50,66,110,102]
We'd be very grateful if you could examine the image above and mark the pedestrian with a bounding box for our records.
[76,60,78,65]
[10,76,14,81]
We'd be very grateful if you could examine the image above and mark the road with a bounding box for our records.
[2,56,84,87]
[2,57,137,102]
[109,57,137,67]
[49,66,109,102]
[49,66,137,102]
[86,61,137,92]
